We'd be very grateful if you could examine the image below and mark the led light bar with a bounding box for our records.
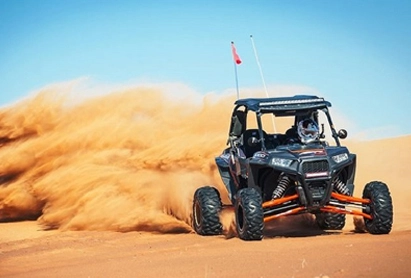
[259,98,325,107]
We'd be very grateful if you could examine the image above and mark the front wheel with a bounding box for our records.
[362,181,393,234]
[235,187,264,240]
[315,212,346,230]
[192,186,223,236]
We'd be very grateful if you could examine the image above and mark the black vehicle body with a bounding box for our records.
[192,95,393,240]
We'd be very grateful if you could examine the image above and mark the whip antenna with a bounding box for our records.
[250,35,269,98]
[250,35,276,132]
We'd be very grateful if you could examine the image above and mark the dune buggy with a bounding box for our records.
[192,95,393,240]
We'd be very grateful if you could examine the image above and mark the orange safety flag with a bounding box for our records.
[231,42,242,65]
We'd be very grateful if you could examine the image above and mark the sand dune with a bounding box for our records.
[1,86,410,277]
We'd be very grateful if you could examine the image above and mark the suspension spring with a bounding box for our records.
[333,176,350,195]
[272,175,291,199]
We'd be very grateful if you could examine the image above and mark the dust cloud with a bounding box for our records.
[0,86,234,232]
[1,84,410,234]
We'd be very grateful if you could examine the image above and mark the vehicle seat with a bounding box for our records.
[285,126,299,144]
[270,134,287,146]
[242,129,269,158]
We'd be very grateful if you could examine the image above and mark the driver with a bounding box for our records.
[297,118,319,144]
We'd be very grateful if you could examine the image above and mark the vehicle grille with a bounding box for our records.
[302,160,329,173]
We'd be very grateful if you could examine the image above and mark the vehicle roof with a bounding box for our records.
[234,95,331,115]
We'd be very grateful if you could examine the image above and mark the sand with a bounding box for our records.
[1,86,410,277]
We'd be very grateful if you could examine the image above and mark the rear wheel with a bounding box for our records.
[315,212,346,230]
[192,186,223,235]
[362,181,393,234]
[235,187,264,240]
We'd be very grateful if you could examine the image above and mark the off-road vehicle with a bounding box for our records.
[192,95,393,240]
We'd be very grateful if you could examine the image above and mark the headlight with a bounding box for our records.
[272,158,293,167]
[332,153,349,163]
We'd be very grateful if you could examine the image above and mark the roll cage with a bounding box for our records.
[228,95,343,149]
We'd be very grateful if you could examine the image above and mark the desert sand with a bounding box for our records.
[1,87,411,277]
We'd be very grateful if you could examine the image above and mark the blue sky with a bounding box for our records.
[0,0,410,139]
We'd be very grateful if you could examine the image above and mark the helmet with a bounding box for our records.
[297,119,319,144]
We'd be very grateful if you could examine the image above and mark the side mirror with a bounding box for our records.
[338,129,348,139]
[248,137,259,146]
